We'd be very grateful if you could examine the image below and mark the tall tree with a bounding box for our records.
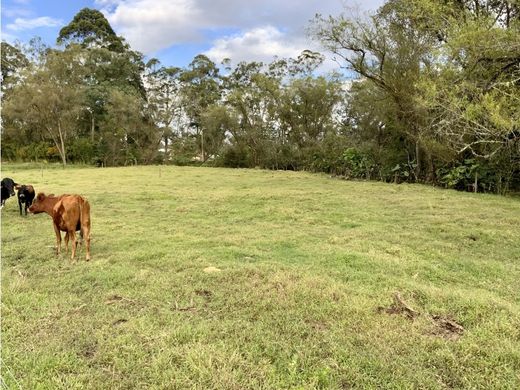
[144,60,184,160]
[180,55,222,161]
[312,1,441,181]
[57,8,125,52]
[57,8,149,164]
[3,46,86,166]
[0,42,29,96]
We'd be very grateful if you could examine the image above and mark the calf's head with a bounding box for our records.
[17,185,26,201]
[28,193,50,214]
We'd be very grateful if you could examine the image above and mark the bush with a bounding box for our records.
[219,145,250,168]
[69,138,95,163]
[437,159,496,192]
[343,148,376,179]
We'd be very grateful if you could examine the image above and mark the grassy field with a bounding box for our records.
[1,165,519,389]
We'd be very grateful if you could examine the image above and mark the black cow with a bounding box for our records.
[16,184,36,216]
[1,178,17,208]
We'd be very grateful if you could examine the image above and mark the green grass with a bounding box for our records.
[1,165,519,389]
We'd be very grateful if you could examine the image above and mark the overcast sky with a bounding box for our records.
[1,0,384,70]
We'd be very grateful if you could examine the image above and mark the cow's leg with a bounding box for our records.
[69,230,77,261]
[19,200,23,215]
[64,232,70,254]
[82,226,91,261]
[53,224,62,256]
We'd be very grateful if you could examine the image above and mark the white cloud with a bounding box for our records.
[2,6,33,19]
[6,16,62,31]
[100,0,203,52]
[96,0,384,69]
[204,26,305,64]
[99,0,383,51]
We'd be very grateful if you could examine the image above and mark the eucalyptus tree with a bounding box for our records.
[57,8,151,164]
[279,76,343,148]
[277,75,346,171]
[96,87,154,166]
[220,60,285,167]
[57,8,125,52]
[179,55,222,161]
[144,60,184,160]
[0,42,29,96]
[2,45,87,166]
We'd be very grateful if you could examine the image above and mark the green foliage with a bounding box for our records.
[218,145,251,168]
[57,8,125,52]
[342,148,376,179]
[1,1,518,193]
[312,0,520,192]
[0,41,29,95]
[68,138,96,164]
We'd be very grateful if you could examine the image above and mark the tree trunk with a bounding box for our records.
[201,129,205,162]
[91,115,95,142]
[427,152,435,183]
[415,140,421,182]
[164,134,169,157]
[57,121,67,166]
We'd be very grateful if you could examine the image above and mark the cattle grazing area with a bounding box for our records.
[1,165,519,389]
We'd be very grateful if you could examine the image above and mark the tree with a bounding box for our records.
[57,8,149,164]
[1,42,29,96]
[312,1,442,181]
[144,60,184,161]
[416,2,520,192]
[57,8,125,52]
[97,88,149,166]
[222,60,282,167]
[279,76,343,148]
[3,46,86,165]
[179,55,222,161]
[312,0,519,191]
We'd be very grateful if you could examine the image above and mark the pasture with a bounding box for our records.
[1,165,519,389]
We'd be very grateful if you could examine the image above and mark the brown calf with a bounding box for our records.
[29,193,91,261]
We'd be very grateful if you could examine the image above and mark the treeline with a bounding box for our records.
[1,1,519,193]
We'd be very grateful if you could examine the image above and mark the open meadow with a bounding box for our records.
[1,165,519,389]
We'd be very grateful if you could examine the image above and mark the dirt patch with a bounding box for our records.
[82,345,96,358]
[194,289,212,299]
[378,292,464,340]
[112,318,128,326]
[430,315,464,340]
[377,292,420,320]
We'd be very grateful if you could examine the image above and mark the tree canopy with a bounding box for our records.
[1,2,518,193]
[57,8,125,52]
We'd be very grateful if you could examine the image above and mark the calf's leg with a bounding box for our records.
[53,224,62,256]
[64,232,70,254]
[82,226,91,261]
[69,230,77,260]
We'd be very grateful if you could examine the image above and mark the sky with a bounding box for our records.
[1,0,384,71]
